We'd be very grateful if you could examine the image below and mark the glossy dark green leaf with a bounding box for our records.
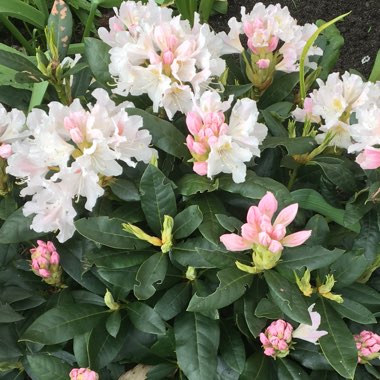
[0,50,43,80]
[290,340,332,371]
[134,252,168,300]
[304,215,330,246]
[255,298,283,320]
[173,205,203,239]
[48,0,73,61]
[0,196,17,220]
[187,267,253,312]
[220,321,245,374]
[195,247,250,269]
[219,171,290,206]
[279,246,344,271]
[140,164,177,235]
[330,298,376,324]
[340,283,380,305]
[263,136,317,155]
[331,249,368,287]
[0,304,24,323]
[260,108,288,137]
[291,189,360,233]
[240,352,273,380]
[127,108,189,159]
[126,302,166,335]
[110,179,140,202]
[84,37,112,85]
[215,214,243,232]
[264,270,311,324]
[147,363,178,379]
[0,208,47,243]
[106,311,122,338]
[277,358,310,380]
[21,304,108,344]
[223,83,253,98]
[0,326,22,361]
[27,354,71,380]
[315,298,358,379]
[75,216,149,249]
[176,174,218,196]
[174,312,219,380]
[190,194,226,245]
[154,282,191,321]
[73,332,91,368]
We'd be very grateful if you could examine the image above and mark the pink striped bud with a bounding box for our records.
[354,331,380,363]
[69,368,99,380]
[260,320,293,358]
[257,58,271,69]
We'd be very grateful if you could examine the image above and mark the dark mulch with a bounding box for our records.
[210,0,380,79]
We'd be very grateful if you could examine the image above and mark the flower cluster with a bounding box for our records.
[221,2,322,92]
[69,368,99,380]
[260,304,328,358]
[293,72,380,169]
[185,91,267,183]
[30,240,62,286]
[99,0,228,119]
[354,330,380,364]
[6,89,156,242]
[220,191,311,272]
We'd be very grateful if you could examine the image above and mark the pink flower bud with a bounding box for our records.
[257,59,271,69]
[193,161,208,176]
[69,368,99,380]
[260,320,294,358]
[354,330,380,363]
[162,50,174,65]
[268,36,279,52]
[0,143,12,159]
[186,112,202,135]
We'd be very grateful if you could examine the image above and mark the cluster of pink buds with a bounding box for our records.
[69,368,99,380]
[354,330,380,364]
[30,240,62,287]
[260,320,293,358]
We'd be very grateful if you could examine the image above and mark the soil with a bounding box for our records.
[210,0,380,79]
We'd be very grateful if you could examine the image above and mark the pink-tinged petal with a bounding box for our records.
[274,203,298,227]
[193,162,208,176]
[281,230,312,247]
[259,332,270,345]
[272,224,286,240]
[0,144,12,159]
[186,111,202,135]
[268,240,283,254]
[356,147,380,170]
[246,206,261,228]
[258,231,271,247]
[220,233,252,251]
[241,223,259,243]
[258,192,278,219]
[263,347,276,356]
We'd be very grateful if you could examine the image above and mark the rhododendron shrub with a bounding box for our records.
[0,1,379,380]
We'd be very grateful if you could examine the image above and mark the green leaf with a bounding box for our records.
[27,354,71,380]
[173,205,203,239]
[127,108,190,159]
[0,196,17,220]
[187,267,253,312]
[277,358,310,380]
[0,325,22,361]
[223,83,253,98]
[261,109,288,137]
[0,304,24,323]
[0,49,43,80]
[126,302,166,335]
[48,0,73,61]
[0,0,46,28]
[154,282,191,321]
[28,81,49,112]
[75,216,149,249]
[215,214,243,232]
[109,178,140,202]
[177,174,218,196]
[0,208,47,243]
[264,270,311,324]
[84,37,112,85]
[255,298,283,320]
[263,136,317,155]
[304,215,330,246]
[21,304,108,345]
[195,247,250,269]
[369,49,380,82]
[259,72,299,108]
[190,194,226,245]
[240,352,273,380]
[315,298,357,379]
[0,85,31,110]
[174,312,219,380]
[140,164,177,236]
[279,246,344,271]
[134,252,168,300]
[291,189,360,233]
[219,171,290,205]
[290,341,332,371]
[330,250,368,287]
[220,321,245,374]
[330,298,376,324]
[340,283,380,305]
[106,311,121,338]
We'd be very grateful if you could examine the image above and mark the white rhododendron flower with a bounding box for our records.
[6,89,156,242]
[98,0,227,119]
[185,91,267,183]
[292,72,378,149]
